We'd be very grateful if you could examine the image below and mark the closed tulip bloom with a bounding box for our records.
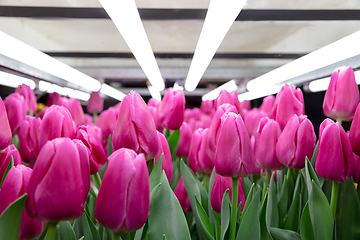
[259,95,275,116]
[211,175,245,213]
[208,103,238,151]
[323,66,359,121]
[271,84,304,129]
[87,91,104,114]
[188,128,215,174]
[241,100,251,112]
[158,87,185,130]
[84,114,93,125]
[315,119,354,182]
[0,165,43,240]
[46,92,61,106]
[244,108,268,137]
[0,145,22,182]
[147,98,161,108]
[39,105,76,148]
[174,177,192,212]
[4,93,27,134]
[26,138,89,221]
[276,114,316,169]
[18,116,41,163]
[75,125,107,175]
[352,152,360,182]
[177,122,193,157]
[96,107,118,138]
[0,97,12,150]
[201,100,214,115]
[349,104,360,155]
[154,132,173,182]
[148,106,163,133]
[95,148,149,233]
[215,112,255,178]
[60,97,85,127]
[255,117,283,170]
[15,84,37,115]
[112,91,159,160]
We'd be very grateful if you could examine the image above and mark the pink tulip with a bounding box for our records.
[95,148,149,233]
[60,97,85,127]
[0,165,43,240]
[4,93,27,134]
[323,66,359,121]
[259,95,275,116]
[214,90,243,117]
[75,125,107,175]
[211,175,245,213]
[154,132,173,182]
[244,108,268,137]
[254,117,283,170]
[84,113,93,125]
[0,97,12,151]
[147,98,161,108]
[271,84,304,129]
[352,152,360,182]
[315,119,354,182]
[112,91,159,160]
[276,114,316,169]
[46,92,61,106]
[0,145,22,182]
[188,128,215,174]
[201,100,214,115]
[39,105,76,148]
[148,106,163,133]
[87,91,104,114]
[174,177,192,212]
[177,122,193,157]
[215,112,255,178]
[241,100,251,112]
[18,116,41,163]
[158,87,185,130]
[349,104,360,155]
[15,84,37,114]
[26,138,89,221]
[96,107,118,138]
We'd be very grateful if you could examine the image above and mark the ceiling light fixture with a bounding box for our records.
[246,30,360,92]
[0,71,36,89]
[99,0,165,91]
[238,85,283,101]
[0,31,101,92]
[147,85,162,101]
[184,0,247,92]
[100,83,126,101]
[202,79,238,101]
[38,81,90,101]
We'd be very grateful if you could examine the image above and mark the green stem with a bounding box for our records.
[330,181,339,219]
[107,134,113,157]
[336,119,343,125]
[357,180,360,203]
[93,112,98,124]
[265,169,271,183]
[164,128,170,139]
[148,158,154,175]
[112,231,121,240]
[229,177,239,240]
[286,168,292,184]
[93,172,102,189]
[203,174,209,192]
[45,222,58,240]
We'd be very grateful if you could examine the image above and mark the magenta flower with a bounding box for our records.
[174,177,192,212]
[0,145,22,183]
[95,148,149,233]
[154,132,173,182]
[148,106,163,133]
[60,97,85,127]
[87,91,104,114]
[349,103,360,155]
[201,100,214,115]
[0,97,12,151]
[18,116,41,163]
[15,84,37,115]
[46,92,61,106]
[244,108,268,137]
[96,107,118,138]
[176,122,193,157]
[4,93,27,134]
[259,95,275,116]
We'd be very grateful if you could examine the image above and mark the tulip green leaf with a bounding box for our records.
[107,134,113,157]
[282,175,301,232]
[310,140,318,168]
[300,202,315,240]
[309,180,333,240]
[266,174,279,229]
[220,189,230,240]
[149,154,163,191]
[236,188,261,240]
[240,183,255,223]
[0,194,26,240]
[54,221,76,240]
[335,178,360,240]
[259,193,273,240]
[277,177,288,225]
[196,177,209,214]
[269,228,301,240]
[0,156,14,188]
[303,157,322,196]
[167,129,180,160]
[74,208,100,240]
[147,172,191,240]
[98,226,112,240]
[195,196,215,240]
[242,177,253,200]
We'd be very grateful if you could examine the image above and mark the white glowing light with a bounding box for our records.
[0,71,35,89]
[238,85,283,101]
[202,79,238,101]
[147,85,162,101]
[100,83,126,101]
[308,70,360,92]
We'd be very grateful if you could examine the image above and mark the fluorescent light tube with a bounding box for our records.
[247,30,360,92]
[202,79,238,101]
[0,31,101,92]
[100,83,126,101]
[99,0,165,91]
[184,0,247,92]
[39,81,90,101]
[0,71,36,90]
[238,85,283,101]
[308,70,360,92]
[147,85,162,101]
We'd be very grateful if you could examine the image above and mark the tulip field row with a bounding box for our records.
[0,65,360,240]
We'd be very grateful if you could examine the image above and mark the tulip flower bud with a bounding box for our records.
[95,148,149,233]
[18,116,41,163]
[154,132,173,182]
[259,95,275,116]
[26,138,89,221]
[59,97,85,127]
[174,177,192,212]
[244,108,268,137]
[315,119,354,182]
[349,104,360,155]
[276,114,316,169]
[148,106,163,133]
[241,100,251,112]
[255,117,283,170]
[84,113,93,125]
[323,66,359,121]
[215,112,255,178]
[4,93,27,134]
[112,91,159,160]
[211,174,245,213]
[75,125,107,175]
[158,87,185,130]
[15,84,37,115]
[177,122,193,157]
[0,165,43,240]
[96,107,118,138]
[271,84,304,129]
[201,100,214,115]
[39,105,76,148]
[0,145,22,182]
[0,97,12,151]
[87,91,104,114]
[214,90,243,117]
[46,92,61,106]
[208,103,238,151]
[147,98,161,108]
[188,128,215,174]
[352,152,360,182]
